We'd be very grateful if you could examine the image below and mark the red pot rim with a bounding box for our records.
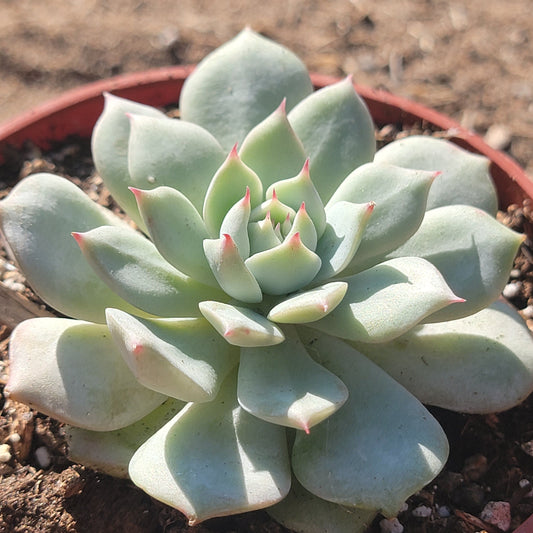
[0,66,531,211]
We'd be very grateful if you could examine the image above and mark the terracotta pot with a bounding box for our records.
[0,67,532,533]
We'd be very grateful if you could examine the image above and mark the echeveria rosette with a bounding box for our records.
[2,28,533,533]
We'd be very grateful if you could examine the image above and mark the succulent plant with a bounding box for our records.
[2,28,533,532]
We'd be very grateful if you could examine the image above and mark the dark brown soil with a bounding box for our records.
[1,2,533,531]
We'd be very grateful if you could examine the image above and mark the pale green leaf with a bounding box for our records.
[129,372,291,525]
[219,188,252,259]
[127,114,226,217]
[66,398,185,478]
[180,28,313,151]
[314,201,374,282]
[106,309,239,402]
[374,135,498,215]
[238,328,348,431]
[247,214,282,255]
[355,300,533,414]
[265,161,327,237]
[311,257,463,343]
[268,476,377,533]
[245,233,322,295]
[203,147,263,237]
[239,99,307,190]
[268,282,348,324]
[388,205,524,321]
[6,317,166,431]
[0,173,142,323]
[91,93,166,226]
[326,163,437,272]
[133,186,217,287]
[203,234,263,303]
[288,77,376,203]
[74,225,219,317]
[293,332,449,517]
[199,300,285,347]
[284,203,318,251]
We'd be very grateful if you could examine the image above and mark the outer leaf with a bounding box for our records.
[311,257,463,343]
[106,309,239,402]
[0,173,141,323]
[66,399,185,478]
[203,234,263,303]
[388,204,524,321]
[91,93,166,225]
[203,146,263,237]
[129,372,291,525]
[288,77,376,203]
[132,186,216,287]
[268,477,377,533]
[354,300,533,414]
[239,99,307,190]
[268,282,348,324]
[180,28,313,151]
[326,163,437,271]
[73,226,218,317]
[238,328,348,431]
[6,317,166,431]
[293,332,449,517]
[314,201,374,282]
[245,233,322,295]
[199,300,285,347]
[127,114,226,216]
[374,135,498,215]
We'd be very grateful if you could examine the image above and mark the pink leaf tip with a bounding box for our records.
[132,343,144,355]
[71,232,84,245]
[229,143,239,159]
[277,98,287,114]
[129,186,143,200]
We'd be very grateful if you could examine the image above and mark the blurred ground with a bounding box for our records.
[0,0,531,174]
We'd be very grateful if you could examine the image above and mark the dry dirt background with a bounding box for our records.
[0,0,532,176]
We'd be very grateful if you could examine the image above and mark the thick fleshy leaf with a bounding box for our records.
[129,372,291,525]
[250,191,297,226]
[265,161,327,237]
[203,146,263,237]
[355,300,533,414]
[132,186,216,287]
[0,173,142,323]
[127,114,226,216]
[284,203,318,251]
[6,317,166,431]
[239,99,307,190]
[388,205,524,321]
[66,398,185,478]
[374,135,498,215]
[314,201,374,282]
[268,477,377,533]
[199,300,285,347]
[288,77,376,203]
[311,257,463,343]
[238,328,348,431]
[245,233,322,295]
[219,188,252,259]
[106,309,239,402]
[248,214,282,255]
[73,225,218,317]
[268,282,348,324]
[293,332,449,517]
[326,163,437,272]
[203,234,263,303]
[91,93,166,225]
[180,28,313,151]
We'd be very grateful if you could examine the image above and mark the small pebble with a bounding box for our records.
[34,446,51,469]
[480,501,511,532]
[412,505,432,518]
[510,268,522,279]
[437,505,451,518]
[484,124,512,151]
[0,443,12,463]
[379,517,404,533]
[8,433,21,444]
[522,305,533,319]
[502,282,521,299]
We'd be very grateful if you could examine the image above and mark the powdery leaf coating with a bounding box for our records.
[2,28,532,533]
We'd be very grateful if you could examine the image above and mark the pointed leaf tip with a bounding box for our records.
[132,343,144,355]
[230,143,239,158]
[278,98,287,114]
[71,232,84,245]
